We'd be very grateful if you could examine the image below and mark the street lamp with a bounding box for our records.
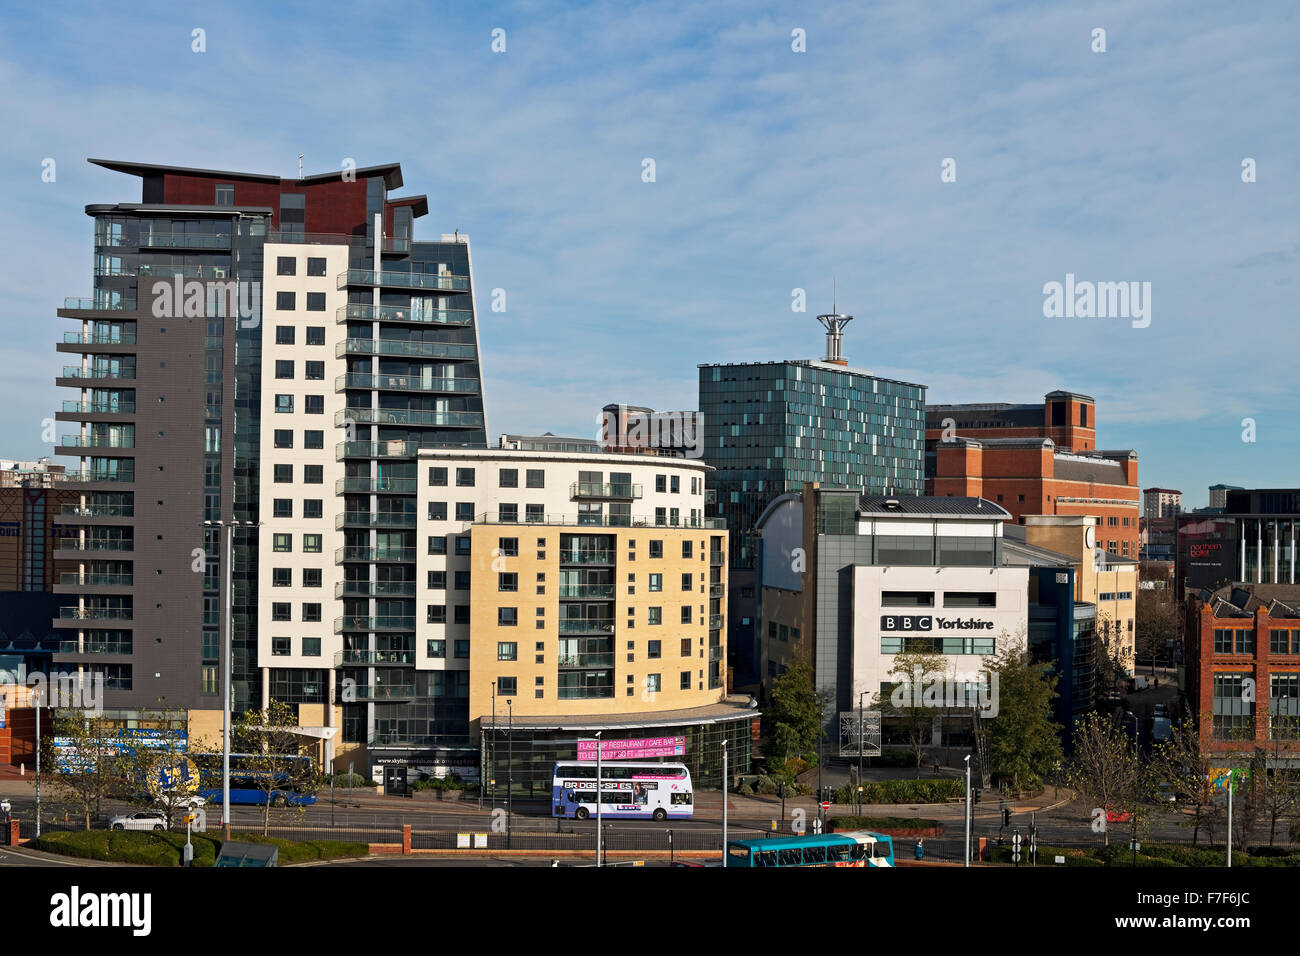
[33,687,41,839]
[489,681,496,811]
[857,690,866,815]
[506,697,513,850]
[964,754,972,868]
[721,738,729,865]
[594,730,603,867]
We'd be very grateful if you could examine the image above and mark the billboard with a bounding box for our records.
[576,736,686,760]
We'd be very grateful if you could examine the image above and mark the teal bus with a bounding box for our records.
[725,831,895,868]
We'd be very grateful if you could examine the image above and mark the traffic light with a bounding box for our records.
[1002,809,1011,827]
[972,787,981,805]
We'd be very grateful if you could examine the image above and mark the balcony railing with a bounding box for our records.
[335,615,416,632]
[60,504,134,518]
[339,685,416,701]
[569,482,642,500]
[62,331,136,345]
[59,572,134,587]
[558,584,616,600]
[709,583,725,597]
[476,512,725,529]
[335,580,417,598]
[62,470,134,484]
[336,373,480,394]
[709,645,724,662]
[558,653,616,669]
[57,641,133,655]
[338,269,469,293]
[61,367,136,380]
[335,546,416,563]
[137,233,232,249]
[710,552,726,566]
[61,435,135,449]
[62,400,136,415]
[59,607,133,621]
[336,303,474,326]
[335,649,416,666]
[58,539,133,552]
[557,620,615,635]
[336,511,417,530]
[337,339,476,360]
[63,297,126,311]
[336,476,418,494]
[709,614,724,630]
[558,551,617,565]
[336,441,420,459]
[137,264,231,279]
[336,408,484,429]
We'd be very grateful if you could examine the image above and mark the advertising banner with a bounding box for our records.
[576,736,686,760]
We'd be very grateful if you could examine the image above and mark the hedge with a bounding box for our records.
[831,779,964,804]
[30,829,368,866]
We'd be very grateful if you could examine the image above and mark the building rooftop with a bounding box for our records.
[856,495,1010,518]
[89,157,405,189]
[481,695,759,731]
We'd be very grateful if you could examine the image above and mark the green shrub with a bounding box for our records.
[31,828,367,866]
[828,816,942,833]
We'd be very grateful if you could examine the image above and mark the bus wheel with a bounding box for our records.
[575,807,589,820]
[653,809,667,821]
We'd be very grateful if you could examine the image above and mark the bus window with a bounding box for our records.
[728,846,750,864]
[828,844,852,863]
[778,848,802,867]
[850,843,867,861]
[755,850,777,868]
[671,792,692,805]
[803,845,826,865]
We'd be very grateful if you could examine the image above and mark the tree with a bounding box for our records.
[875,651,949,779]
[981,645,1063,793]
[117,705,195,831]
[1134,589,1179,675]
[1150,716,1218,846]
[36,709,125,830]
[764,657,825,775]
[1093,611,1131,707]
[1067,712,1150,846]
[230,699,320,835]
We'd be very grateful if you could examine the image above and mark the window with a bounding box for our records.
[682,541,693,559]
[455,536,471,556]
[454,571,471,590]
[681,573,692,591]
[648,607,662,625]
[882,590,935,608]
[649,573,662,592]
[427,605,447,624]
[272,602,291,621]
[681,606,692,624]
[276,358,296,377]
[304,430,323,449]
[499,573,518,592]
[649,540,663,558]
[272,568,291,587]
[498,677,517,696]
[456,467,475,487]
[276,256,296,276]
[302,638,321,657]
[646,674,661,692]
[427,639,446,658]
[272,637,290,656]
[305,395,324,415]
[429,467,447,486]
[273,429,293,449]
[273,464,292,483]
[275,325,295,344]
[670,475,679,493]
[454,639,470,659]
[498,503,518,523]
[525,469,545,488]
[275,394,293,414]
[303,499,323,518]
[273,498,292,518]
[526,504,544,522]
[681,672,691,690]
[498,642,518,661]
[498,537,519,556]
[648,640,661,659]
[455,502,474,521]
[655,475,666,493]
[681,638,691,656]
[499,468,518,488]
[302,602,321,622]
[276,291,295,310]
[944,592,996,608]
[303,568,321,588]
[428,570,446,589]
[428,536,447,555]
[454,605,469,624]
[305,361,324,380]
[305,327,325,346]
[307,257,326,276]
[424,502,445,521]
[304,465,323,484]
[215,184,235,206]
[273,533,292,552]
[498,607,518,626]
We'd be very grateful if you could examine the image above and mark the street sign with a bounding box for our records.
[820,802,830,811]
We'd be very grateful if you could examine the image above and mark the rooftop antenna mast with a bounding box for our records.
[816,278,854,365]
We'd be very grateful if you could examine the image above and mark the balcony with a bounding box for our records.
[339,684,416,702]
[558,653,616,669]
[137,264,231,279]
[335,649,416,666]
[61,400,136,415]
[709,645,724,662]
[558,584,616,600]
[558,550,617,566]
[337,269,469,293]
[58,572,134,588]
[337,339,476,360]
[336,408,484,429]
[558,620,615,635]
[336,511,418,530]
[336,372,480,394]
[57,641,133,656]
[61,435,135,450]
[58,607,133,622]
[704,489,717,504]
[62,470,134,484]
[62,297,127,311]
[61,331,136,346]
[59,538,133,553]
[60,503,134,518]
[60,367,136,381]
[709,614,724,631]
[335,615,416,632]
[337,440,420,460]
[335,546,416,563]
[709,583,725,597]
[336,476,417,495]
[477,512,725,529]
[710,552,726,566]
[137,233,232,250]
[336,303,474,326]
[569,482,642,500]
[335,580,416,598]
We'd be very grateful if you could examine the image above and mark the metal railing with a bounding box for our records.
[58,607,133,621]
[336,476,418,494]
[337,269,469,292]
[335,615,416,632]
[59,504,134,517]
[558,585,616,599]
[336,441,421,459]
[557,620,615,635]
[337,339,476,360]
[570,482,642,500]
[56,641,133,655]
[336,373,479,394]
[61,367,136,380]
[335,546,416,563]
[62,400,136,414]
[61,331,136,345]
[337,408,483,429]
[58,572,134,587]
[335,649,416,666]
[336,511,418,529]
[558,551,617,565]
[477,512,724,529]
[336,303,474,325]
[335,580,416,597]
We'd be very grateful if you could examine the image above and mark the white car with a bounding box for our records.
[161,794,207,810]
[109,810,168,831]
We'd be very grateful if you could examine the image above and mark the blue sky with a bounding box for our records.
[1,0,1297,508]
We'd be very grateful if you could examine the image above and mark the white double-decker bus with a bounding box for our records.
[551,761,694,821]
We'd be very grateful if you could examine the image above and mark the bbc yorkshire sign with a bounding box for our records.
[880,616,996,631]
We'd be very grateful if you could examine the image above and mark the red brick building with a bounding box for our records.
[925,391,1139,558]
[1184,585,1300,764]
